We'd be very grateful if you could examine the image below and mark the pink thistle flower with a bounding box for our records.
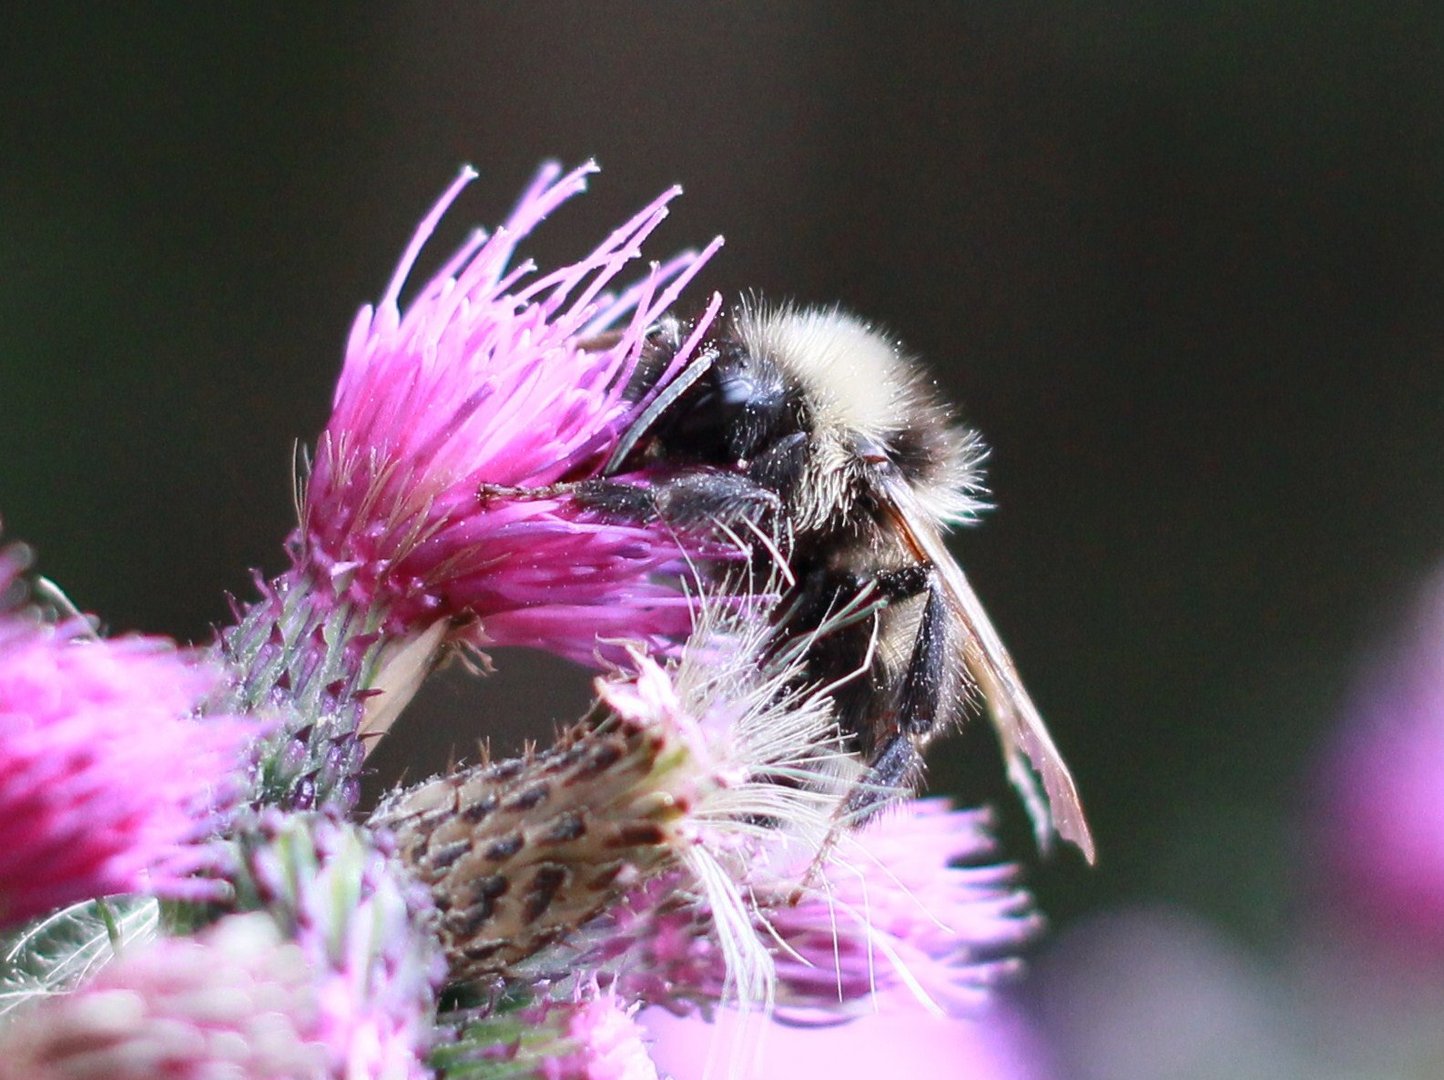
[299,161,725,667]
[478,593,1040,1022]
[0,913,327,1080]
[223,163,728,812]
[0,556,256,927]
[375,587,852,988]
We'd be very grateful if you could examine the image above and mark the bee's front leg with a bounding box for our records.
[569,470,782,535]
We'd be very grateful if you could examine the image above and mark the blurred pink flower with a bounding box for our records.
[1318,569,1444,951]
[541,995,659,1080]
[1027,572,1444,1080]
[642,998,1051,1080]
[0,913,326,1080]
[1034,906,1296,1080]
[0,556,255,926]
[298,161,727,667]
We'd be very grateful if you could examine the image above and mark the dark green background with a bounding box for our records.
[4,5,1443,955]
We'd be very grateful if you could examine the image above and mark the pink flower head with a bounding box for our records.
[0,562,256,926]
[372,596,851,983]
[496,598,1039,1020]
[300,162,728,666]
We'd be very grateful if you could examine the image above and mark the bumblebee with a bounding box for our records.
[574,303,1094,861]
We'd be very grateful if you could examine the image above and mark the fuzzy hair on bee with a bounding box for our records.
[578,300,1095,864]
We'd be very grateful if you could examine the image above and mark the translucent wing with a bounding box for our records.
[882,481,1097,864]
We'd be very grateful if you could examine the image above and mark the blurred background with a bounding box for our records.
[4,7,1444,1077]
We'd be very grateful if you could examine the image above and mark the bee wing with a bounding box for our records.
[882,482,1097,864]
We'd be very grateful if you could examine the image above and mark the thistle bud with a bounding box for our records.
[375,594,854,992]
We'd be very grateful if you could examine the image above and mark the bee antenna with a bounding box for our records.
[603,349,715,474]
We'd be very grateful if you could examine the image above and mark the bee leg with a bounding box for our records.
[843,567,951,824]
[841,732,927,824]
[871,563,932,603]
[653,471,782,532]
[894,567,951,738]
[781,562,933,758]
[572,471,782,534]
[748,431,809,495]
[563,478,656,518]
